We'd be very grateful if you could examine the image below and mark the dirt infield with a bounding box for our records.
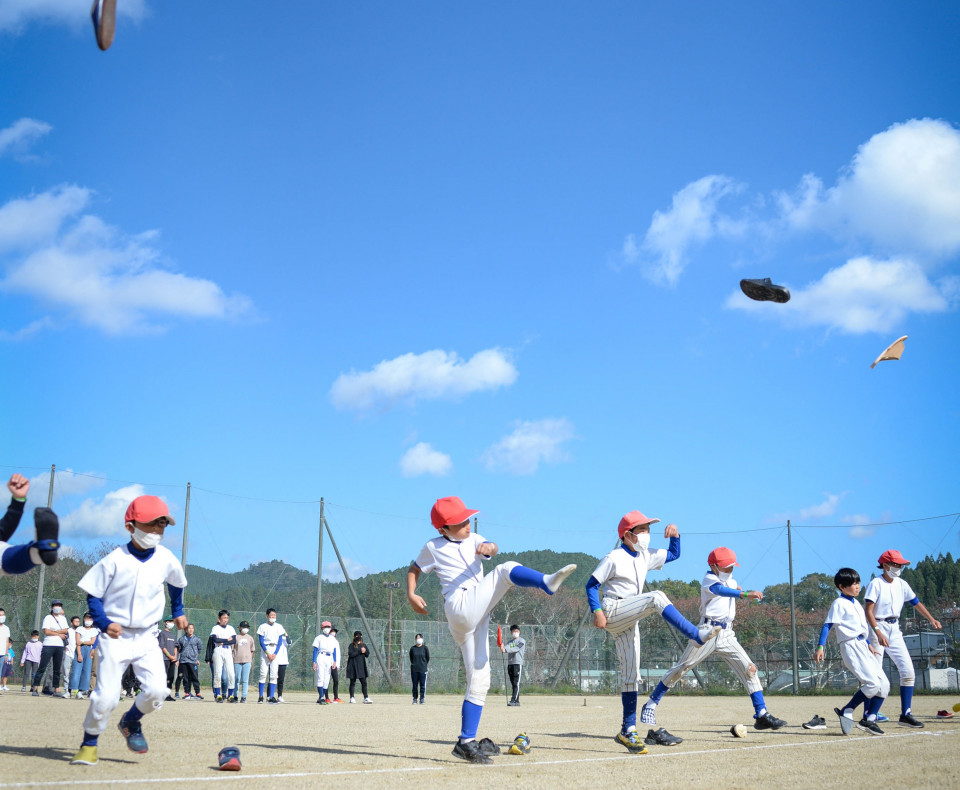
[0,692,957,789]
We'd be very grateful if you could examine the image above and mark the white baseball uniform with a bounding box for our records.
[864,576,918,687]
[77,544,187,735]
[590,544,671,692]
[660,571,761,693]
[210,623,237,693]
[258,621,287,685]
[312,633,339,687]
[824,595,890,699]
[414,532,519,706]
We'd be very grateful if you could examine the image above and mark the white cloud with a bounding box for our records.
[60,485,146,538]
[726,256,954,334]
[330,348,517,411]
[0,118,52,160]
[29,468,105,500]
[399,442,453,477]
[621,175,745,285]
[481,418,575,475]
[779,119,960,258]
[0,0,147,34]
[842,515,876,540]
[798,493,844,521]
[0,186,253,334]
[322,558,375,582]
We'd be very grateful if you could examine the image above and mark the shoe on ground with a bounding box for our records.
[215,695,224,703]
[70,745,98,765]
[507,700,519,707]
[451,739,492,764]
[640,703,657,726]
[644,727,682,746]
[740,277,791,303]
[76,692,86,700]
[754,712,786,730]
[229,696,239,703]
[117,718,148,753]
[412,699,418,704]
[277,696,285,703]
[802,715,826,730]
[507,733,531,755]
[936,710,954,719]
[165,695,175,702]
[857,718,884,735]
[193,694,204,700]
[477,737,499,757]
[544,563,577,593]
[334,698,342,703]
[418,699,424,704]
[363,697,372,704]
[258,696,264,704]
[876,713,888,722]
[349,697,356,703]
[898,713,924,728]
[614,726,648,755]
[61,691,70,698]
[240,697,246,703]
[31,690,39,696]
[268,697,278,704]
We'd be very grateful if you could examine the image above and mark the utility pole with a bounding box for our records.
[181,483,191,568]
[32,464,55,632]
[383,581,400,676]
[316,499,325,637]
[787,519,800,694]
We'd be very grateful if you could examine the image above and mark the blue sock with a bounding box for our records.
[661,605,700,642]
[750,691,767,717]
[459,700,483,741]
[867,695,884,719]
[259,682,265,697]
[509,565,550,594]
[649,681,669,705]
[621,691,638,731]
[0,544,35,575]
[81,731,99,747]
[213,687,221,697]
[900,686,914,715]
[844,689,867,713]
[268,683,276,698]
[317,686,323,697]
[122,701,146,724]
[227,688,234,698]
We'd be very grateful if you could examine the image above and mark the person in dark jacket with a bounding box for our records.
[409,633,430,704]
[346,631,371,704]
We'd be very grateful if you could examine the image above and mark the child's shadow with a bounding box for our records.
[0,745,137,765]
[237,742,447,766]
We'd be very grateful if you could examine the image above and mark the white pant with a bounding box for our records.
[662,626,761,693]
[83,628,166,736]
[602,590,670,692]
[212,647,235,692]
[314,655,334,688]
[840,637,891,698]
[259,653,280,684]
[869,622,914,686]
[445,561,519,705]
[62,650,73,690]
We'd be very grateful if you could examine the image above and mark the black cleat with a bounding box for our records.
[740,277,791,303]
[802,715,826,730]
[754,712,787,730]
[451,739,492,764]
[857,718,884,735]
[644,727,682,746]
[90,0,117,51]
[898,713,924,729]
[34,508,60,566]
[476,738,499,757]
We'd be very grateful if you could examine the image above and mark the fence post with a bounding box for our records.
[787,520,800,693]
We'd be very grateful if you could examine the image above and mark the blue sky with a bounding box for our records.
[1,1,958,593]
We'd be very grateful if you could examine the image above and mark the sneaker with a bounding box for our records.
[857,718,884,735]
[937,710,954,719]
[165,695,175,702]
[117,717,148,753]
[640,703,657,726]
[451,739,492,764]
[61,691,70,698]
[241,697,247,703]
[898,713,924,729]
[412,699,418,704]
[193,694,204,700]
[31,690,39,696]
[697,625,722,645]
[802,715,826,730]
[418,699,424,704]
[544,563,578,593]
[33,507,60,565]
[876,713,888,722]
[334,698,342,703]
[175,692,181,699]
[76,692,86,700]
[216,695,224,703]
[754,712,787,730]
[90,0,117,51]
[507,700,519,707]
[229,696,239,703]
[125,691,133,698]
[70,745,98,765]
[740,277,791,303]
[644,727,682,746]
[277,696,286,703]
[258,696,264,704]
[835,708,854,736]
[614,726,648,755]
[349,697,356,704]
[268,697,279,704]
[363,697,372,704]
[476,737,499,757]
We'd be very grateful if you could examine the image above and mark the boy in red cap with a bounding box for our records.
[864,549,942,728]
[0,473,60,578]
[639,547,786,733]
[70,495,188,766]
[406,496,576,764]
[586,511,721,753]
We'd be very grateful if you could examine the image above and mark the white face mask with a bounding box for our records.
[31,637,38,642]
[322,628,330,635]
[132,528,162,549]
[83,620,93,628]
[511,632,520,640]
[52,606,63,615]
[241,628,249,634]
[629,532,650,552]
[267,618,276,625]
[415,638,423,646]
[717,569,733,583]
[0,615,5,623]
[164,622,174,630]
[885,566,903,578]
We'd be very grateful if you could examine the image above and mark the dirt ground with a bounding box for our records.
[0,691,957,789]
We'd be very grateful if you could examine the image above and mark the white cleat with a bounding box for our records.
[544,564,577,594]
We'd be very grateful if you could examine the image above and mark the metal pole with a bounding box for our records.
[388,587,394,674]
[181,482,191,568]
[316,499,324,637]
[322,516,390,678]
[32,464,55,632]
[787,519,800,694]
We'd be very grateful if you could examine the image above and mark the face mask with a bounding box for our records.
[322,628,330,635]
[84,620,93,627]
[164,622,174,630]
[631,532,650,551]
[241,628,249,634]
[52,607,63,615]
[717,570,733,583]
[511,632,519,640]
[886,566,903,578]
[31,637,38,642]
[415,638,423,646]
[0,615,5,623]
[267,618,276,625]
[132,528,162,549]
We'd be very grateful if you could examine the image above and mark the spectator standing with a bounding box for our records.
[0,607,10,689]
[32,599,68,696]
[70,613,99,699]
[20,630,41,690]
[157,617,178,701]
[176,623,202,699]
[502,624,525,706]
[2,644,13,691]
[347,630,371,704]
[233,621,255,702]
[410,633,430,704]
[61,615,81,698]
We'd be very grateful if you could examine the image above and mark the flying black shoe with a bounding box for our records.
[835,707,854,735]
[34,508,60,566]
[740,277,791,303]
[802,715,826,730]
[754,712,787,730]
[90,0,117,51]
[451,739,492,764]
[644,727,682,746]
[898,713,924,729]
[857,718,884,735]
[476,738,499,757]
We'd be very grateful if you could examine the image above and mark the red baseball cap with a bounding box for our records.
[430,496,478,531]
[878,549,910,568]
[321,621,332,628]
[617,510,660,539]
[124,495,175,525]
[708,547,739,568]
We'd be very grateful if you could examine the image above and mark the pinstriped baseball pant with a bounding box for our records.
[603,591,670,692]
[661,627,762,693]
[869,623,914,686]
